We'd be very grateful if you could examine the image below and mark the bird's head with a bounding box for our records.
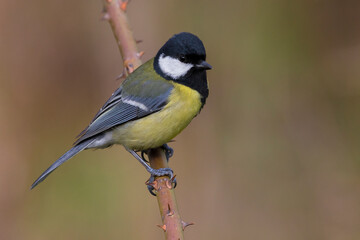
[154,32,212,81]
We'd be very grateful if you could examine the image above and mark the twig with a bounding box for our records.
[147,149,190,240]
[102,0,142,75]
[101,1,189,239]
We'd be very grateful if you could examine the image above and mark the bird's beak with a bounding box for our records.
[196,61,212,70]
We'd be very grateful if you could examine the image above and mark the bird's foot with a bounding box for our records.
[128,147,176,196]
[150,167,174,179]
[162,144,174,161]
[145,168,177,196]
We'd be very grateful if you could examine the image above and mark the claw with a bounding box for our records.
[162,144,174,161]
[145,176,157,196]
[145,169,175,196]
[171,175,177,189]
[141,150,149,163]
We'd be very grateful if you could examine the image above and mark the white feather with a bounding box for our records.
[87,131,113,148]
[122,98,149,111]
[158,53,193,79]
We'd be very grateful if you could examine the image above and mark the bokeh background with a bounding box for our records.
[1,0,360,239]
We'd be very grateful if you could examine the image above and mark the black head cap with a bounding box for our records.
[156,32,207,62]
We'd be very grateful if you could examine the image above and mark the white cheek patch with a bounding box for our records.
[158,53,193,79]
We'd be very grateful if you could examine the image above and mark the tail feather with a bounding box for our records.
[31,139,95,189]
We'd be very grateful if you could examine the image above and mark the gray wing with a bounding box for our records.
[75,79,173,144]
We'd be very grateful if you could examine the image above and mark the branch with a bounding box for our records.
[102,0,142,75]
[147,149,193,240]
[101,1,190,239]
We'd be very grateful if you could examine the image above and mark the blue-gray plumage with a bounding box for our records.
[31,138,95,188]
[31,32,211,189]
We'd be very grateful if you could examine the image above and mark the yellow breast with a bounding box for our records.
[112,83,202,150]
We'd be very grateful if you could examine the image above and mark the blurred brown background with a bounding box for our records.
[1,0,360,239]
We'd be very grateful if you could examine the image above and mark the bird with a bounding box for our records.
[31,32,212,189]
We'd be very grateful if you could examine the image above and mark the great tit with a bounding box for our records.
[31,32,212,189]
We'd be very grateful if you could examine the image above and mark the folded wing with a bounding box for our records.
[75,70,173,144]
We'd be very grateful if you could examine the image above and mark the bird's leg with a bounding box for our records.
[162,143,174,161]
[150,144,176,192]
[126,147,176,196]
[141,144,173,163]
[160,144,177,189]
[126,147,173,179]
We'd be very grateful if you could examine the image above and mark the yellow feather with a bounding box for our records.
[112,83,202,150]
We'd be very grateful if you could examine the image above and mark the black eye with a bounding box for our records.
[179,55,186,62]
